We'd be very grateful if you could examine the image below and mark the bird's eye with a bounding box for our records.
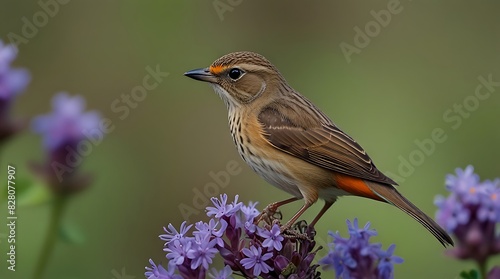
[228,68,243,80]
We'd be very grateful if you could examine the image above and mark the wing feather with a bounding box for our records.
[258,106,397,185]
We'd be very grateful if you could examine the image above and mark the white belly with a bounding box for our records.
[243,152,303,199]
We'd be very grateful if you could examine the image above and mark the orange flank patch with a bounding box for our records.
[209,65,226,75]
[335,174,383,201]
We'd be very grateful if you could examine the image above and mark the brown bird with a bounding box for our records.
[184,51,453,246]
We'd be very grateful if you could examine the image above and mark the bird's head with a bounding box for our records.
[184,51,286,109]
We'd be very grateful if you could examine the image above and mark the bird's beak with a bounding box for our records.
[184,68,217,83]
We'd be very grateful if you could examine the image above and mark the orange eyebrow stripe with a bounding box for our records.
[209,65,226,75]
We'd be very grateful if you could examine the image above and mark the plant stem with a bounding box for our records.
[33,196,67,279]
[478,259,487,279]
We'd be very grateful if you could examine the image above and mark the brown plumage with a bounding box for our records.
[185,51,453,247]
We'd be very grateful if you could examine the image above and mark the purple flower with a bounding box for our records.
[239,201,260,231]
[445,166,480,193]
[32,93,102,151]
[320,230,358,278]
[160,221,192,244]
[230,195,243,212]
[0,66,30,100]
[164,238,192,266]
[194,219,227,247]
[206,194,241,218]
[241,201,259,222]
[377,244,404,279]
[187,234,218,270]
[208,265,234,279]
[435,195,470,231]
[0,41,30,100]
[29,93,103,193]
[144,259,182,279]
[258,224,284,251]
[149,195,320,279]
[240,246,273,277]
[271,224,321,279]
[0,41,30,144]
[435,166,500,274]
[319,219,402,279]
[478,179,500,222]
[244,220,258,234]
[346,218,377,240]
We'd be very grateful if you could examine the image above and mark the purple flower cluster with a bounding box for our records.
[31,93,102,193]
[32,93,102,151]
[0,40,30,144]
[435,166,500,268]
[0,37,104,279]
[319,219,403,279]
[146,194,321,279]
[0,41,30,101]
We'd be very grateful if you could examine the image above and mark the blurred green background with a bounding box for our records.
[1,1,499,278]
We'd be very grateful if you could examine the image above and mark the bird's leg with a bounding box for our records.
[281,201,313,232]
[255,197,300,225]
[310,200,335,227]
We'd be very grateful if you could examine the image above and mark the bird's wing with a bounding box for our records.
[258,106,397,185]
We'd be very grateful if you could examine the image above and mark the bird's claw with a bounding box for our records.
[254,203,282,225]
[282,228,312,241]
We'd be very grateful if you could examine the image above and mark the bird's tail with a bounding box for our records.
[365,181,454,247]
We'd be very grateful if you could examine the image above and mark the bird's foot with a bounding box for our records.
[282,228,312,241]
[281,220,313,241]
[254,202,282,225]
[279,223,291,233]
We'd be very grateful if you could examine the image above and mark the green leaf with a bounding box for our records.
[59,223,85,245]
[18,180,53,206]
[459,269,479,279]
[2,176,53,206]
